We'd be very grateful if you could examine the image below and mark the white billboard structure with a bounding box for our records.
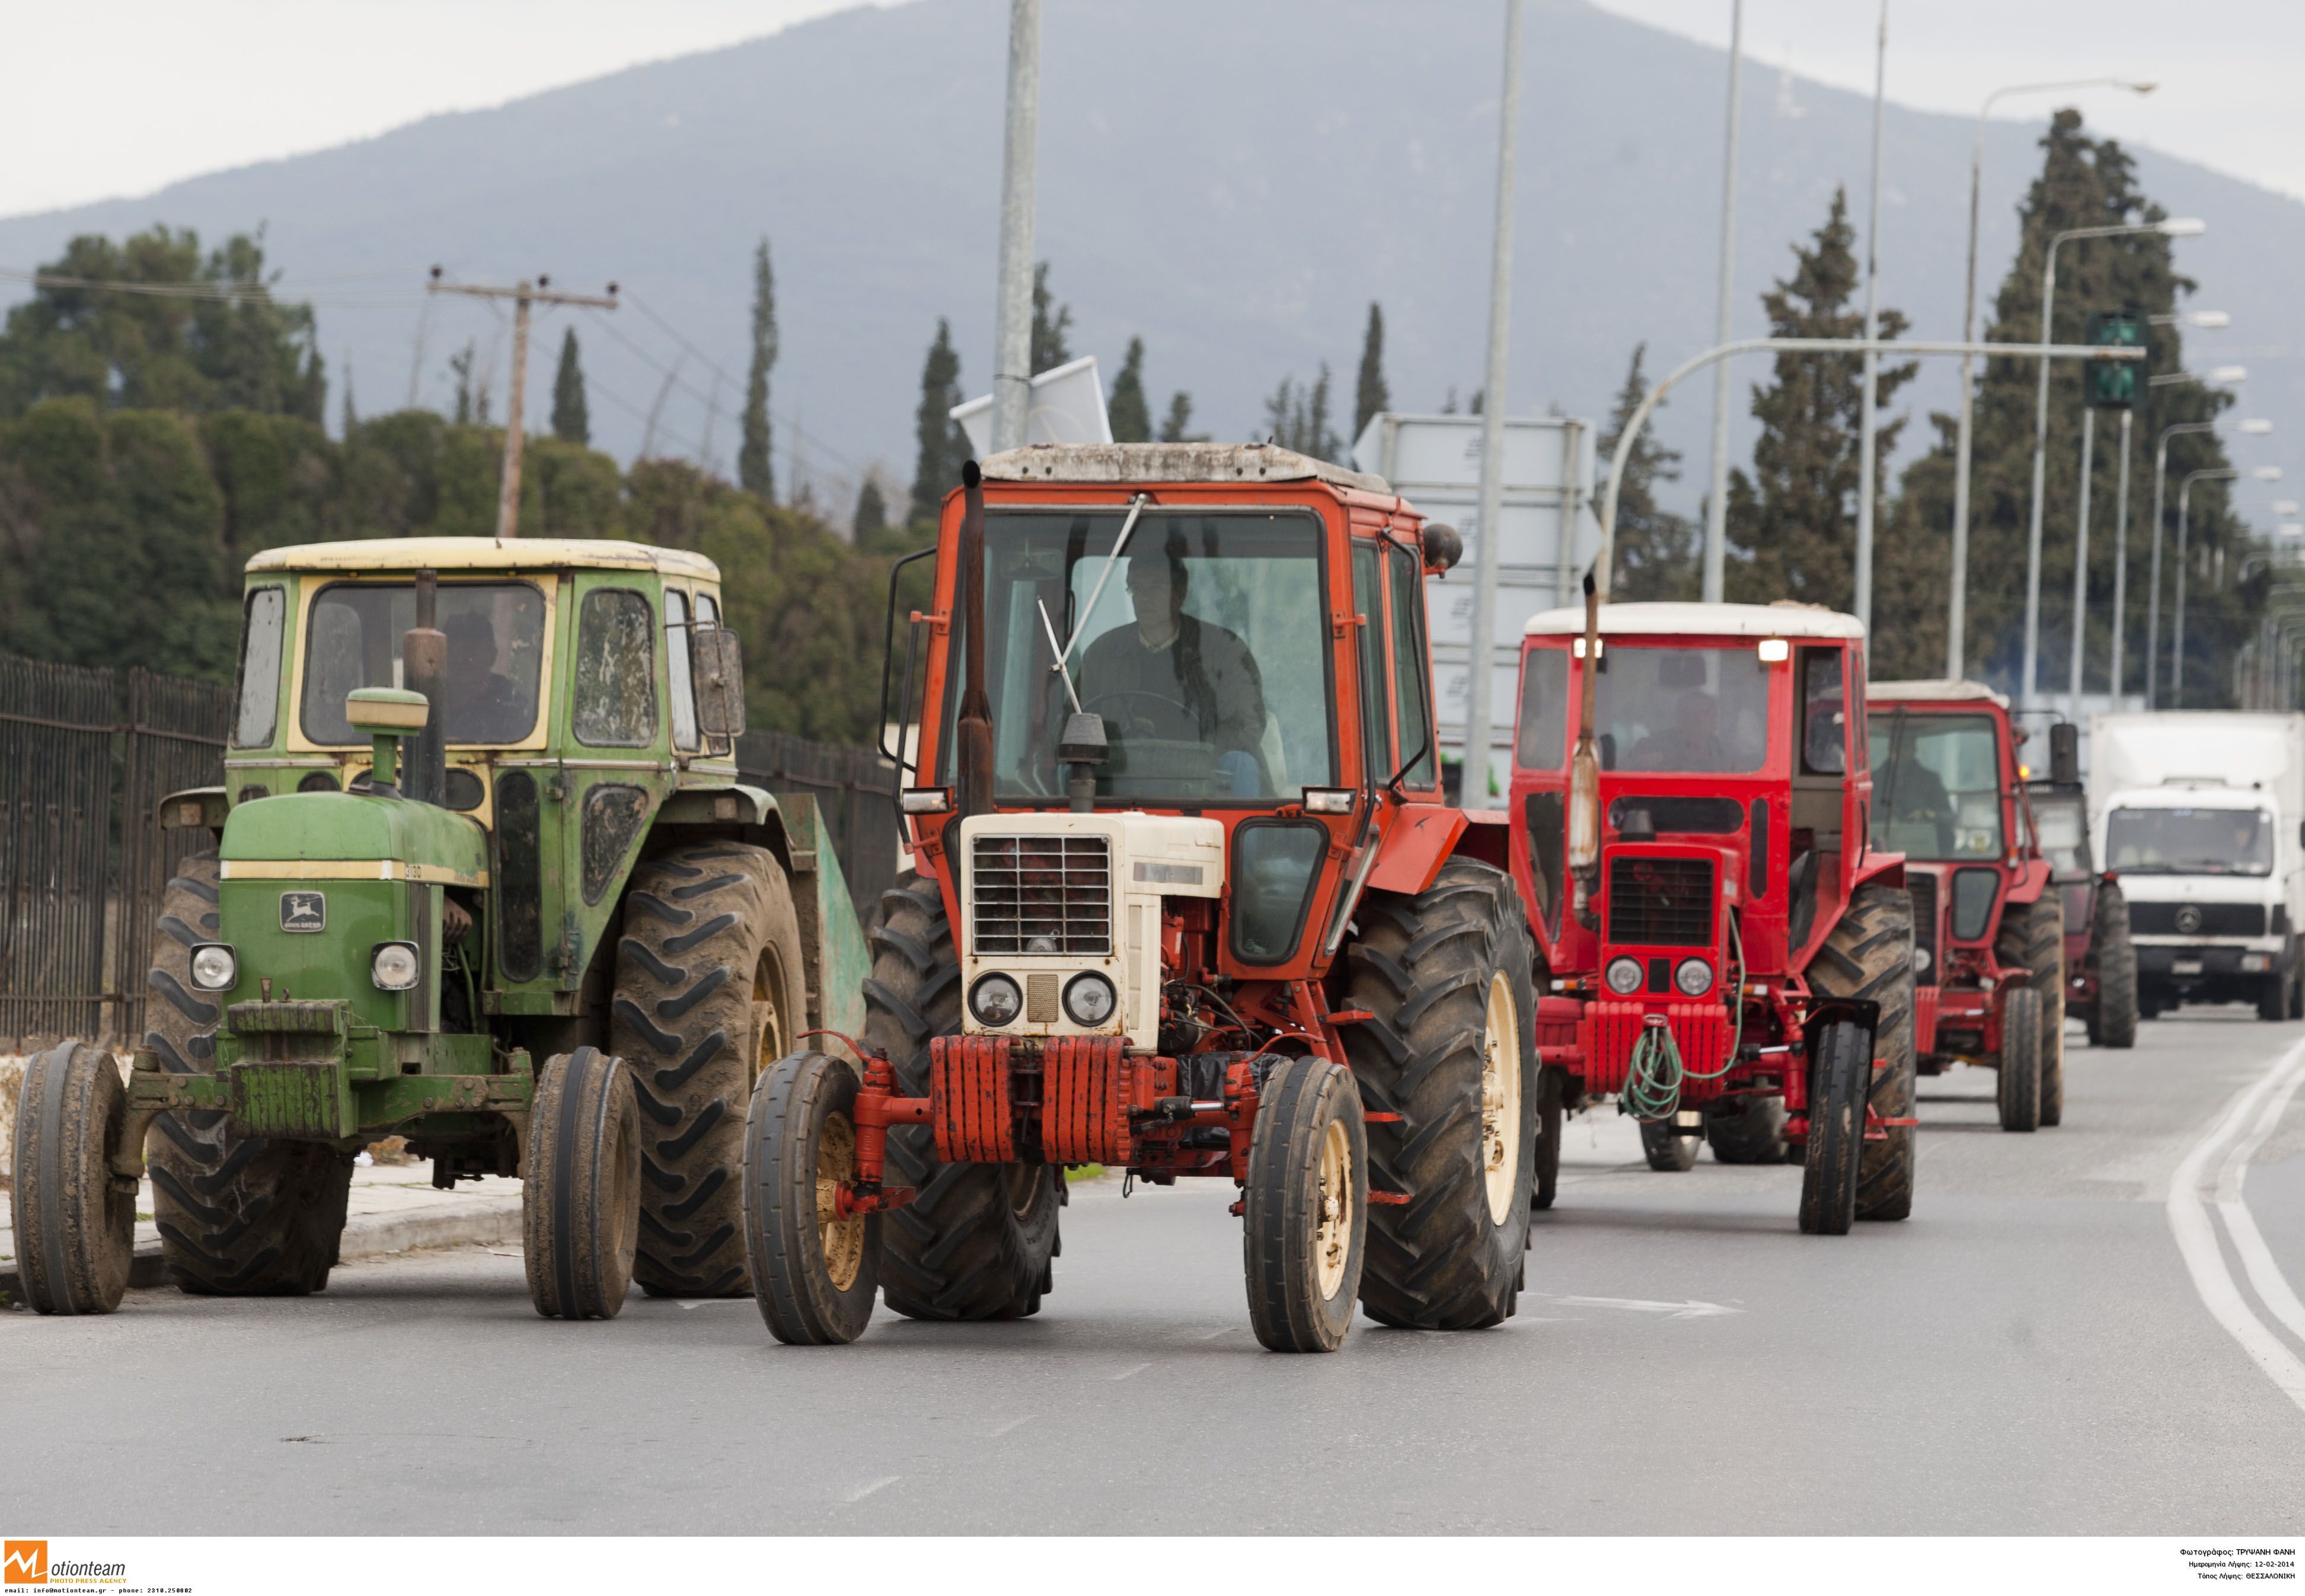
[951,355,1112,458]
[1353,412,1602,803]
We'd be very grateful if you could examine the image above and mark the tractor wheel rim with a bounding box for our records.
[1315,1116,1353,1300]
[817,1110,865,1292]
[1481,970,1522,1224]
[752,947,788,1084]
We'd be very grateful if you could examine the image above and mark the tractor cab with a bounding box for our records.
[1508,600,1918,1233]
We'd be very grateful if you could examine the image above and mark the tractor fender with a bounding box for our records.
[1849,851,1907,892]
[1365,804,1468,896]
[1999,858,2054,905]
[158,785,229,831]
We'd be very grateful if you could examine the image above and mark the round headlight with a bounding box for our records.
[1674,957,1714,998]
[1062,972,1118,1027]
[189,943,237,992]
[1914,945,1933,976]
[371,941,420,991]
[969,972,1023,1027]
[1605,956,1645,997]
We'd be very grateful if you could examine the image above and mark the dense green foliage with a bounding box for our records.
[1354,302,1389,441]
[1030,261,1072,375]
[1263,365,1341,463]
[739,238,778,502]
[1107,337,1151,443]
[550,328,589,445]
[907,318,970,529]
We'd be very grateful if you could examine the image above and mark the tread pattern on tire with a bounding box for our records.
[614,841,804,1297]
[1997,985,2042,1132]
[12,1040,135,1314]
[1998,898,2065,1125]
[143,851,353,1296]
[1707,1094,1790,1166]
[1799,1018,1868,1234]
[1809,882,1917,1222]
[1243,1057,1366,1353]
[866,875,1059,1321]
[523,1045,640,1320]
[1342,857,1536,1330]
[744,1049,880,1345]
[2091,882,2139,1049]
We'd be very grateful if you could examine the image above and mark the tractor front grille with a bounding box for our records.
[1907,872,1940,984]
[2129,900,2266,937]
[1606,856,1716,947]
[971,834,1113,955]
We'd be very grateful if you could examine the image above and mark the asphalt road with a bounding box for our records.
[8,1008,2305,1535]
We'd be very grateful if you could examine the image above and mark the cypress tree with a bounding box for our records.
[738,239,778,501]
[909,318,968,525]
[1108,337,1151,442]
[1030,262,1072,374]
[1601,343,1697,600]
[550,327,589,445]
[853,474,889,547]
[1723,188,1915,612]
[1354,302,1390,438]
[1158,392,1200,444]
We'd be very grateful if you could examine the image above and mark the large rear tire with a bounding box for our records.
[11,1040,136,1314]
[1707,1094,1791,1165]
[523,1046,641,1320]
[1997,986,2043,1134]
[1343,858,1536,1330]
[614,841,806,1298]
[143,851,352,1296]
[1812,881,1917,1222]
[2092,882,2138,1049]
[865,876,1061,1321]
[1998,898,2065,1126]
[1798,1018,1867,1236]
[742,1049,880,1345]
[1243,1058,1367,1353]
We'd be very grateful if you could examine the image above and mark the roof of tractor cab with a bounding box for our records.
[1522,600,1863,641]
[245,537,721,582]
[1868,678,2012,709]
[981,442,1391,496]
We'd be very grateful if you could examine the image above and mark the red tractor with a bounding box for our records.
[1507,596,1918,1233]
[2025,722,2139,1049]
[1864,681,2066,1132]
[742,444,1538,1351]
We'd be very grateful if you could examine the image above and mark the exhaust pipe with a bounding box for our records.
[954,462,995,822]
[401,568,449,808]
[1568,570,1602,925]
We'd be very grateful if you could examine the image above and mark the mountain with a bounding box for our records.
[2,0,2300,527]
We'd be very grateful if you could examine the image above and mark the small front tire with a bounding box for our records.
[1244,1058,1367,1354]
[523,1047,641,1320]
[1997,987,2043,1134]
[742,1049,880,1346]
[11,1040,135,1315]
[1798,1019,1867,1236]
[1640,1119,1701,1172]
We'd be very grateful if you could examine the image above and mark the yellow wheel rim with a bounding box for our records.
[1481,971,1522,1224]
[1314,1117,1353,1301]
[752,947,789,1085]
[816,1110,866,1292]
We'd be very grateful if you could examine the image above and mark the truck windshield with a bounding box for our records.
[963,509,1333,802]
[2106,807,2273,876]
[301,581,547,745]
[2031,791,2092,882]
[1592,645,1769,773]
[1867,711,2003,861]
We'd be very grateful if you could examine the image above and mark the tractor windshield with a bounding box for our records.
[1591,645,1770,773]
[963,509,1334,802]
[1867,711,2004,861]
[301,581,548,745]
[2105,806,2273,876]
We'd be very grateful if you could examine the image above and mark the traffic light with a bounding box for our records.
[2087,309,2144,409]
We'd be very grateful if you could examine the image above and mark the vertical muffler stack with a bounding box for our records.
[402,567,449,807]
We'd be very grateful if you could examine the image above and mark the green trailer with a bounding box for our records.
[11,537,869,1319]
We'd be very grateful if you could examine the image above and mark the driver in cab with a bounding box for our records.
[1080,545,1267,793]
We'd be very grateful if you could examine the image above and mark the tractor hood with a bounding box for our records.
[219,791,488,882]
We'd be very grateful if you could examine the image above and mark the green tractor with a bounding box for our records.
[9,537,868,1319]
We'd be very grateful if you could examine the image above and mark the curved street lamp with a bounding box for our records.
[2173,464,2284,704]
[2148,416,2272,706]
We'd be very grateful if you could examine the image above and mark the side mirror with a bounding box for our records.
[693,629,748,739]
[1420,522,1463,573]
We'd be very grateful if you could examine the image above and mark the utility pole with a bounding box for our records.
[1853,1,1888,635]
[991,0,1042,455]
[429,270,618,540]
[1463,0,1527,806]
[1701,0,1745,604]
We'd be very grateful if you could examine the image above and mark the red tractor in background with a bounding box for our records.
[1864,681,2067,1132]
[742,443,1540,1352]
[2024,721,2139,1049]
[1506,595,1918,1234]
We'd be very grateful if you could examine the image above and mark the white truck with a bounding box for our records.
[2087,711,2305,1020]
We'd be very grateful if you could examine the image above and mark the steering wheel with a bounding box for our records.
[1086,688,1196,741]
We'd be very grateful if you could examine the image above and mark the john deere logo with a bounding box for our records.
[2175,905,2204,936]
[280,890,326,933]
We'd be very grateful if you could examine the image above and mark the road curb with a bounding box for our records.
[1,1195,525,1304]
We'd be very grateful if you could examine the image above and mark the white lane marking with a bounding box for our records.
[2166,1037,2305,1415]
[676,1298,749,1310]
[1109,1361,1152,1381]
[1198,1326,1237,1340]
[2214,1047,2305,1347]
[988,1414,1036,1438]
[1556,1295,1743,1320]
[842,1476,901,1503]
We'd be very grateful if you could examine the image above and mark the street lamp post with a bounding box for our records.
[1700,0,1745,604]
[2148,415,2272,707]
[1947,75,2154,680]
[1853,1,1888,635]
[2021,215,2204,707]
[2173,464,2284,703]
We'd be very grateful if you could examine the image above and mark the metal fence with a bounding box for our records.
[735,728,904,921]
[0,655,120,1049]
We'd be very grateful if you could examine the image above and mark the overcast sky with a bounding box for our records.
[3,0,2298,221]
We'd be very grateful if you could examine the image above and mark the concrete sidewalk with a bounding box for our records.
[1,1159,522,1301]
